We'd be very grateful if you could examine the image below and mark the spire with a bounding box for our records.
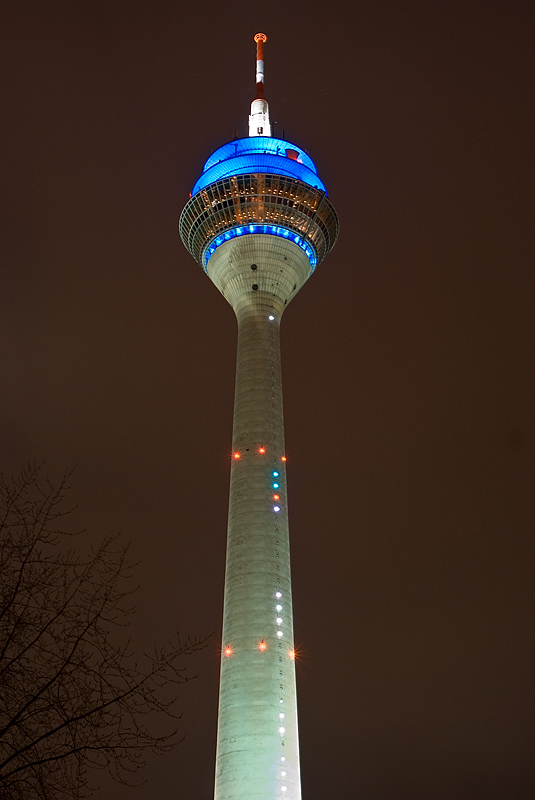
[249,33,271,137]
[254,32,266,97]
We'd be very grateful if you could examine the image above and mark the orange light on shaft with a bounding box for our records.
[224,646,233,657]
[233,452,241,460]
[273,494,280,500]
[288,649,296,660]
[281,456,287,462]
[259,447,266,454]
[258,640,267,652]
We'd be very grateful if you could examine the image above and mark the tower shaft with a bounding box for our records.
[211,237,308,800]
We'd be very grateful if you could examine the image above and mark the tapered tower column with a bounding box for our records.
[208,236,311,800]
[179,33,338,800]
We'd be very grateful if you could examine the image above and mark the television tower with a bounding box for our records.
[180,34,338,800]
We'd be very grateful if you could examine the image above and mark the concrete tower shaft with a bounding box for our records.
[209,236,309,800]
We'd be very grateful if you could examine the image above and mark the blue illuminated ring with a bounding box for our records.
[203,224,318,272]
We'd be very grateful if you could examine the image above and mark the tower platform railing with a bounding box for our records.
[180,174,339,270]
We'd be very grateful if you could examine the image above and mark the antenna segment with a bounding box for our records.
[255,32,267,92]
[249,33,271,137]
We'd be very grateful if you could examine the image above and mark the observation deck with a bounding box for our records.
[192,137,326,195]
[179,137,338,273]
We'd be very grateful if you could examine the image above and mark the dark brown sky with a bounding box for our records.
[1,1,534,798]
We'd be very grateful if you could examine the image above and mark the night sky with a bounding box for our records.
[1,1,534,798]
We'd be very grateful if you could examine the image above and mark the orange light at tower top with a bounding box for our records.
[254,32,267,59]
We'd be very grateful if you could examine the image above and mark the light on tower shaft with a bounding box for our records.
[179,32,338,800]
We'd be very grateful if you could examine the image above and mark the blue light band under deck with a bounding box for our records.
[203,224,318,272]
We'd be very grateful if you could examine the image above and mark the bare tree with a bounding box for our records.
[0,465,202,799]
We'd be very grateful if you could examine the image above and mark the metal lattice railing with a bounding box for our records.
[180,174,339,268]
